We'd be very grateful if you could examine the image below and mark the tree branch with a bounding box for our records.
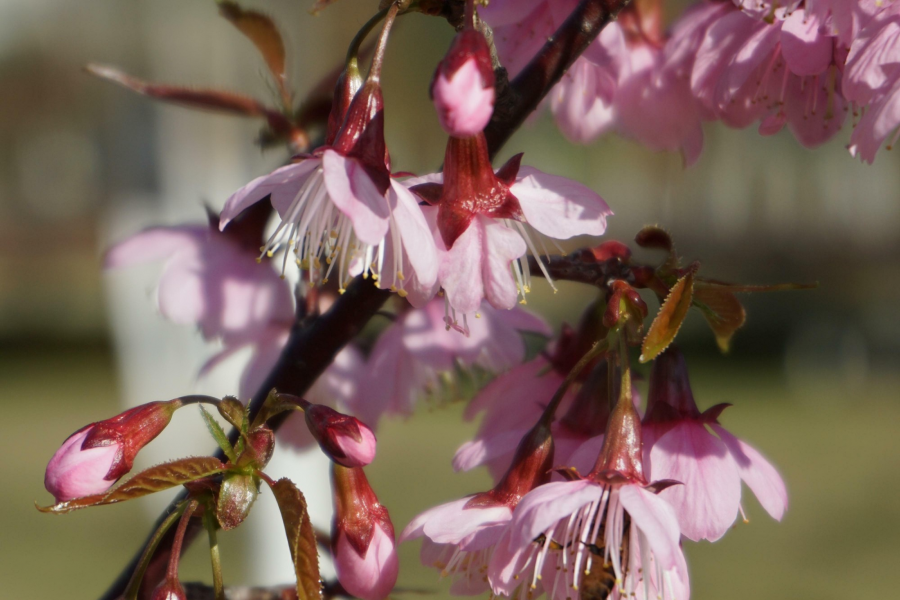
[100,2,626,597]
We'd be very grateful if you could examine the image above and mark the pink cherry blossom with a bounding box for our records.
[220,82,438,297]
[688,4,847,148]
[400,498,513,595]
[407,136,611,319]
[45,427,121,502]
[105,220,293,342]
[348,298,550,427]
[642,347,787,542]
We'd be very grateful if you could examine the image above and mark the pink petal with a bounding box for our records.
[220,160,319,229]
[321,150,390,245]
[550,58,617,144]
[848,73,900,163]
[433,59,495,137]
[712,424,788,521]
[843,7,900,105]
[480,218,527,310]
[402,498,511,545]
[507,480,601,550]
[103,226,205,269]
[781,9,833,76]
[44,428,121,502]
[511,167,612,239]
[452,429,527,472]
[156,253,206,327]
[334,525,398,600]
[387,180,439,289]
[617,485,682,570]
[648,421,741,542]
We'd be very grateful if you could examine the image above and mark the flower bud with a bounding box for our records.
[431,29,495,137]
[44,400,179,503]
[306,404,377,468]
[331,465,398,600]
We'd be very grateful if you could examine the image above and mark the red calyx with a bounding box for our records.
[332,465,394,556]
[589,381,646,485]
[411,134,524,249]
[642,345,702,424]
[328,80,391,195]
[326,65,363,146]
[81,400,178,482]
[430,29,495,98]
[559,361,615,438]
[465,419,555,510]
[305,404,364,459]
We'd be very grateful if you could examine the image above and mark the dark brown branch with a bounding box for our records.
[528,252,634,289]
[101,2,626,598]
[484,0,630,158]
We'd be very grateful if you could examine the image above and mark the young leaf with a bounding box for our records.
[217,396,245,432]
[199,405,237,463]
[267,478,322,600]
[216,473,259,530]
[251,389,299,430]
[85,64,292,134]
[640,272,694,363]
[218,1,290,106]
[693,285,746,353]
[37,457,227,514]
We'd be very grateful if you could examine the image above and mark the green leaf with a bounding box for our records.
[217,396,245,431]
[199,405,237,463]
[216,473,259,531]
[37,457,227,514]
[251,389,298,430]
[640,272,694,363]
[268,478,322,600]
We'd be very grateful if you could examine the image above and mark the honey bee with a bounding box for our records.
[578,517,630,600]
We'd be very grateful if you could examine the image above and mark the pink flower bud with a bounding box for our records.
[44,400,179,503]
[431,30,495,137]
[44,426,121,502]
[331,465,398,600]
[305,404,377,468]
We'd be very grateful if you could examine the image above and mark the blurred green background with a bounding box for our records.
[1,1,899,599]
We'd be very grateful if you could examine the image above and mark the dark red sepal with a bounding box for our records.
[331,465,394,556]
[644,479,683,494]
[305,404,365,461]
[409,182,444,205]
[701,402,731,423]
[438,134,524,248]
[81,400,179,482]
[590,240,632,263]
[643,345,702,424]
[326,64,363,146]
[330,81,391,195]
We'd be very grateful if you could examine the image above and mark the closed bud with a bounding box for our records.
[306,404,377,468]
[331,465,398,600]
[44,400,180,502]
[431,29,495,137]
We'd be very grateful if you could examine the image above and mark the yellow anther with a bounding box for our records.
[397,289,408,298]
[397,271,405,281]
[338,288,346,294]
[266,250,274,258]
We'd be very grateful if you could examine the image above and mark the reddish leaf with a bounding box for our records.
[216,473,259,530]
[37,456,227,514]
[640,272,694,363]
[310,0,340,15]
[268,478,322,600]
[85,64,292,134]
[218,2,290,105]
[693,285,746,353]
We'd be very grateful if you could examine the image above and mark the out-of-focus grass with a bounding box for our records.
[3,347,899,600]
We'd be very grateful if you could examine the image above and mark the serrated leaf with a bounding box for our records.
[217,396,245,431]
[268,478,322,600]
[693,285,746,353]
[199,405,237,463]
[85,63,292,133]
[640,272,694,363]
[251,389,298,430]
[37,457,226,514]
[216,473,258,530]
[218,1,290,105]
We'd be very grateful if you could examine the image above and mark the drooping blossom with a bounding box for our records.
[488,369,688,600]
[642,346,788,542]
[432,28,495,137]
[220,78,438,297]
[105,204,293,343]
[400,412,555,594]
[45,400,180,502]
[688,3,848,147]
[844,0,900,162]
[331,465,399,600]
[348,297,550,427]
[407,133,610,322]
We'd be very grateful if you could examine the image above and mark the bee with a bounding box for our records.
[578,517,630,600]
[533,533,566,551]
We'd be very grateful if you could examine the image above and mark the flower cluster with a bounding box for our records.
[483,0,900,163]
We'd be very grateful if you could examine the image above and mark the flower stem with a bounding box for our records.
[367,2,401,83]
[123,501,189,600]
[346,6,390,72]
[203,508,226,600]
[166,500,199,582]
